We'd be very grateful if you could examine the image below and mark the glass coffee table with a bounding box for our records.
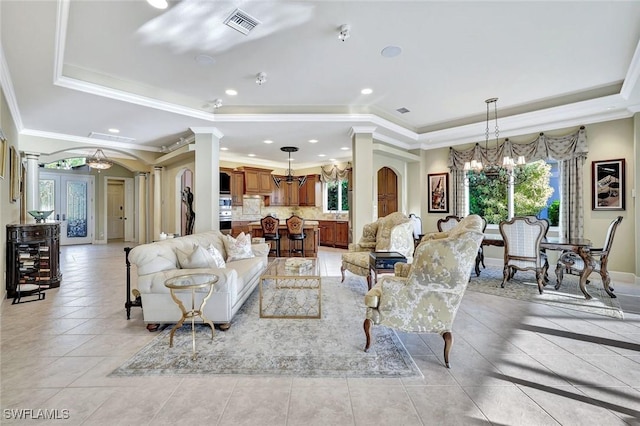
[259,258,321,319]
[164,273,218,359]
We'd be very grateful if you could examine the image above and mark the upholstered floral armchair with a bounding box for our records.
[363,214,484,368]
[341,212,414,289]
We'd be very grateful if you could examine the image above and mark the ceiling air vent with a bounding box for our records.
[88,132,136,143]
[396,107,411,114]
[224,8,261,35]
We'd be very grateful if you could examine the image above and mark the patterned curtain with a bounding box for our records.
[448,127,588,235]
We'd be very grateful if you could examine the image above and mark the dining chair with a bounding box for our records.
[555,216,623,297]
[286,215,306,257]
[260,215,281,257]
[499,216,548,294]
[437,215,462,232]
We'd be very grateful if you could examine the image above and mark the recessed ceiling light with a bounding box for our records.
[308,139,318,143]
[318,154,326,157]
[108,128,120,134]
[263,140,273,144]
[225,89,238,96]
[361,88,373,95]
[147,0,168,10]
[220,147,229,151]
[329,158,337,162]
[381,45,402,58]
[248,153,256,157]
[340,147,349,151]
[195,54,215,65]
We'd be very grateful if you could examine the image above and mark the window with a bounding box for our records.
[468,160,557,225]
[324,179,349,213]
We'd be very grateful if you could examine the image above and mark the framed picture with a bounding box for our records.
[592,159,625,210]
[0,131,6,179]
[428,172,449,213]
[9,146,20,202]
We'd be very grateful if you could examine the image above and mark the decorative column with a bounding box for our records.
[190,127,223,233]
[350,127,376,244]
[135,172,148,243]
[24,152,40,218]
[153,166,162,241]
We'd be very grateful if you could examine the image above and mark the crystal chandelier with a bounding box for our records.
[86,148,113,171]
[464,98,525,186]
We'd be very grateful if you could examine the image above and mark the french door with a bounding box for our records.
[40,172,94,245]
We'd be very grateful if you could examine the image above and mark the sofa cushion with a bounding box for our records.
[175,244,219,269]
[207,244,226,268]
[223,232,255,261]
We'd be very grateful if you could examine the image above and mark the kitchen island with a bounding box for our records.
[248,220,319,257]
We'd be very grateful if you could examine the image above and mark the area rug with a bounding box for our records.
[110,277,421,378]
[468,266,624,319]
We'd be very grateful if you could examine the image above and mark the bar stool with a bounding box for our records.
[260,215,281,257]
[286,215,306,257]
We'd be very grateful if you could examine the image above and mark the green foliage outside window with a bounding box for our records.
[469,160,553,224]
[326,180,349,212]
[548,200,560,226]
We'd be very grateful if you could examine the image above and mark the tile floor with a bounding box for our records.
[1,243,639,425]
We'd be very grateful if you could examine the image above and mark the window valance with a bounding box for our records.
[448,126,588,170]
[320,164,350,183]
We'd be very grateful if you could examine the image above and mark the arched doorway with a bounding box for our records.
[377,166,398,218]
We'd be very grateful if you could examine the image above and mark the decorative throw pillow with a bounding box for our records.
[175,244,217,269]
[222,232,255,261]
[207,244,226,268]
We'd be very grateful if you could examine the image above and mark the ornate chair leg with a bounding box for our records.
[363,318,373,352]
[554,263,564,290]
[442,331,453,368]
[501,266,510,288]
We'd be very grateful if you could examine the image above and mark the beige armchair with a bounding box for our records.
[363,215,484,368]
[341,212,414,289]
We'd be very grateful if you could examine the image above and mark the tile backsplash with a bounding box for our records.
[233,196,348,222]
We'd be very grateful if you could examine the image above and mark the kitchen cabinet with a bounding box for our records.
[299,174,320,206]
[318,220,336,246]
[240,167,273,194]
[377,166,398,218]
[319,220,349,248]
[335,221,349,248]
[270,176,299,206]
[231,171,244,206]
[231,221,251,237]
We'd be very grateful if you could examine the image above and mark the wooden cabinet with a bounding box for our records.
[319,220,349,248]
[299,174,320,206]
[6,223,61,303]
[377,166,398,218]
[231,221,251,237]
[318,220,336,246]
[336,221,349,248]
[241,167,273,194]
[231,171,244,206]
[270,177,299,206]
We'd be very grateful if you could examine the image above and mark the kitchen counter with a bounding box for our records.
[248,220,319,257]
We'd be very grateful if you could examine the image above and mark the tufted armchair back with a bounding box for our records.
[363,214,484,368]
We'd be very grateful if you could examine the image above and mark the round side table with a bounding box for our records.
[164,273,219,360]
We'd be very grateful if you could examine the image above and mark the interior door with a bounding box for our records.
[40,172,94,245]
[107,181,125,239]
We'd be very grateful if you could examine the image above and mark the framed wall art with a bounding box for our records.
[9,146,21,202]
[592,158,624,210]
[0,130,7,179]
[428,172,449,213]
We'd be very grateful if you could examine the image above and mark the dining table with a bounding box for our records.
[478,234,607,300]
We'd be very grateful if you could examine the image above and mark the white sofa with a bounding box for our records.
[127,231,269,329]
